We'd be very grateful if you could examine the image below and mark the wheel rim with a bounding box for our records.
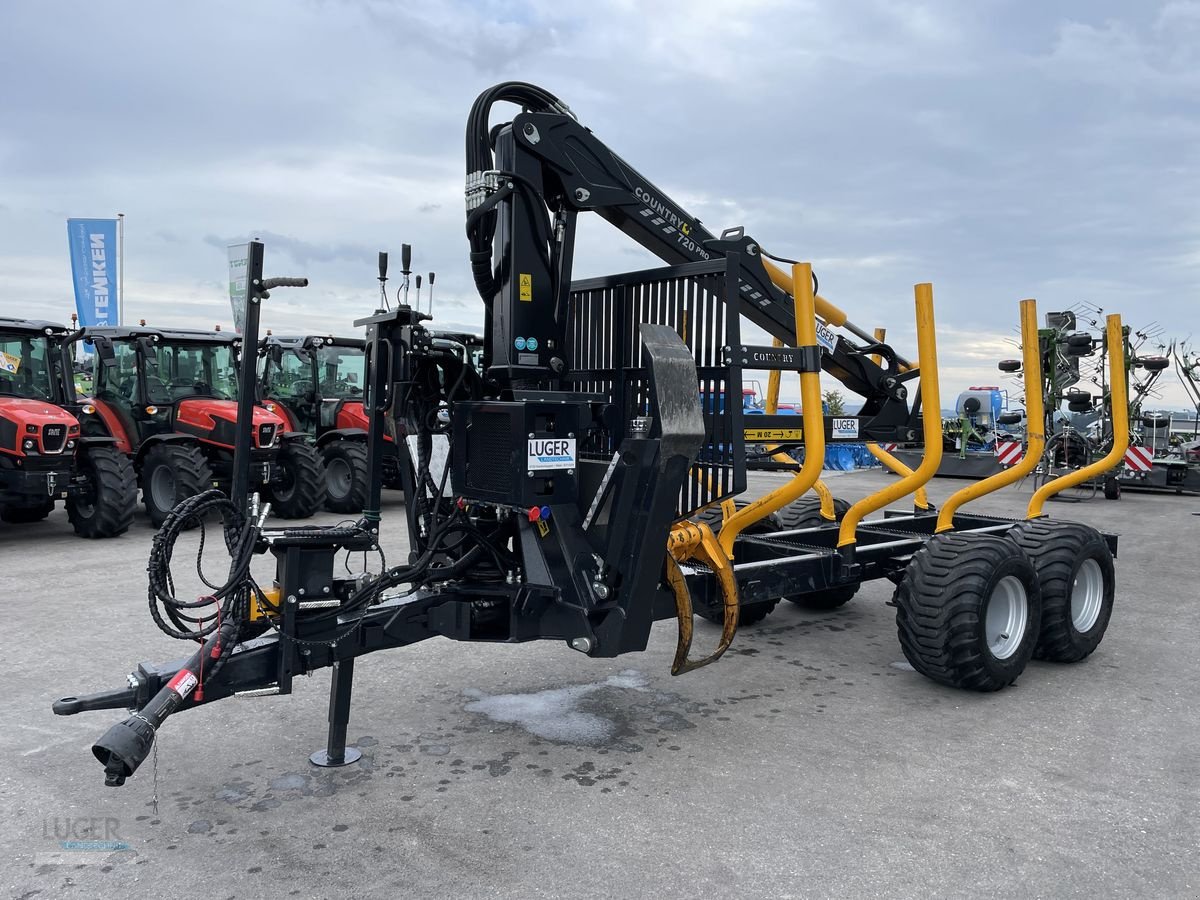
[149,465,175,511]
[985,575,1028,660]
[274,461,296,501]
[327,457,351,498]
[1071,558,1104,633]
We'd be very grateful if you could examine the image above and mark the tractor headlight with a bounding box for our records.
[22,438,36,452]
[66,439,76,450]
[81,404,96,415]
[264,402,276,413]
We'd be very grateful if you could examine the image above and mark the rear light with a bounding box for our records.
[81,404,96,415]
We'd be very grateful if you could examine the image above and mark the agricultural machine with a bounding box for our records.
[890,385,1020,479]
[0,317,136,536]
[259,332,397,513]
[56,83,1125,789]
[1000,310,1196,498]
[74,325,325,525]
[260,329,482,513]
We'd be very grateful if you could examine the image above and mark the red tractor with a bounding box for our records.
[75,325,325,526]
[259,331,483,512]
[0,317,136,536]
[259,334,399,512]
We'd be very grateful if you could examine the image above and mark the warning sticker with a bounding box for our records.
[519,273,533,302]
[744,428,802,441]
[0,350,20,374]
[167,669,199,700]
[831,418,859,439]
[527,437,575,471]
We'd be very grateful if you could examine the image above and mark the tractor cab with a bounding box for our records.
[260,334,367,435]
[84,327,247,447]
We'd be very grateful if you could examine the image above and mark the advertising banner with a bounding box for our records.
[66,218,119,326]
[228,242,249,333]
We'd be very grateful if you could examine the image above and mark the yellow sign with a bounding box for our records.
[744,428,803,441]
[519,273,533,302]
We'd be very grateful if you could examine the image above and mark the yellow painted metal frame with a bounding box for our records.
[760,338,835,520]
[718,262,826,556]
[862,325,931,511]
[935,298,1046,532]
[1026,313,1129,517]
[838,284,942,548]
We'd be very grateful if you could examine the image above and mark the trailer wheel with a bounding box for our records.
[1103,475,1121,500]
[693,500,777,535]
[67,446,137,538]
[696,599,779,627]
[265,442,326,519]
[142,443,214,528]
[893,532,1042,691]
[0,499,55,524]
[773,498,859,609]
[1006,520,1115,662]
[323,441,369,513]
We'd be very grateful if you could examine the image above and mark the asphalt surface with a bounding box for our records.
[1,469,1197,899]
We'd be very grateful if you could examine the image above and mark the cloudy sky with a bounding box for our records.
[1,0,1197,408]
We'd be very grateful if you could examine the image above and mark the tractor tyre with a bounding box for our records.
[265,441,326,519]
[0,499,55,524]
[1103,475,1121,501]
[67,445,137,538]
[142,443,214,528]
[1006,520,1115,663]
[893,532,1042,691]
[322,441,369,513]
[773,497,859,610]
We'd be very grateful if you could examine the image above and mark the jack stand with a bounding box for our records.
[309,659,362,767]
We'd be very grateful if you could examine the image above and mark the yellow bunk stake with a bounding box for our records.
[863,325,931,511]
[838,284,942,550]
[935,299,1046,531]
[665,521,738,675]
[719,262,827,556]
[1027,313,1130,517]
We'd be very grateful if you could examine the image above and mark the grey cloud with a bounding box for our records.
[0,1,1197,406]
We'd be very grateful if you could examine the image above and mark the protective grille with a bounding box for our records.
[466,410,514,494]
[564,259,745,517]
[41,423,68,453]
[258,423,277,447]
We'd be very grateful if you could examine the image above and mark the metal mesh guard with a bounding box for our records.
[564,260,745,517]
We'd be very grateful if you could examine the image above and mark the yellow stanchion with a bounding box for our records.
[1027,313,1129,517]
[719,262,826,556]
[935,299,1045,531]
[838,284,942,548]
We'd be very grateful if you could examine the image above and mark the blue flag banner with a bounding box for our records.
[67,218,119,326]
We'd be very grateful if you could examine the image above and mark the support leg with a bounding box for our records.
[309,658,362,767]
